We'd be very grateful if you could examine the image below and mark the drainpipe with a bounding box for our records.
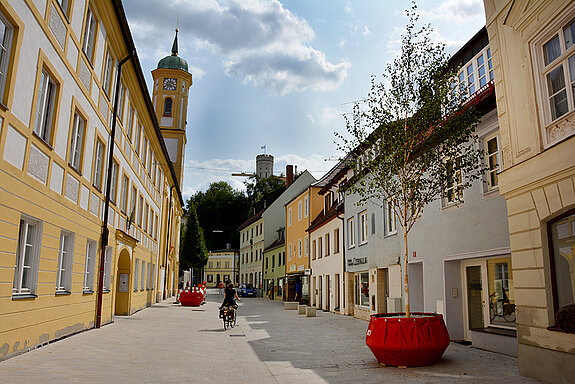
[164,185,176,299]
[96,53,132,328]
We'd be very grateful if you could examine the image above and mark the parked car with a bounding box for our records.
[239,283,256,297]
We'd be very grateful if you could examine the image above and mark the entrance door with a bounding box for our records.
[326,275,331,311]
[318,277,322,309]
[115,249,131,316]
[462,260,486,341]
[335,274,340,311]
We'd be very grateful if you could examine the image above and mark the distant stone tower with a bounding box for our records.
[256,154,274,178]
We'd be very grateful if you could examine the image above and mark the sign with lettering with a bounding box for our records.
[347,257,367,266]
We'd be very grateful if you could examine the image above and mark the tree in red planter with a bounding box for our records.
[337,2,484,367]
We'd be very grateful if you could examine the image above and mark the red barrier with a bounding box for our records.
[179,287,204,307]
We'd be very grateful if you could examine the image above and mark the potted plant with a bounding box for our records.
[338,2,484,367]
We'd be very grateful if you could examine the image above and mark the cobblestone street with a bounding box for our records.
[0,290,539,383]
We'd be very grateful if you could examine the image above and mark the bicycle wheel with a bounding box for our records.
[230,311,236,328]
[504,305,516,322]
[489,303,496,321]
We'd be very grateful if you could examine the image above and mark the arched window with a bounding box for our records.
[163,97,173,116]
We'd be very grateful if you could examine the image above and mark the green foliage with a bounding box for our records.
[188,181,250,250]
[244,175,285,208]
[180,201,208,274]
[337,2,484,233]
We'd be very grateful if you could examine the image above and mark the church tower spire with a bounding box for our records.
[151,29,193,187]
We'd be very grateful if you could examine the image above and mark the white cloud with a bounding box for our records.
[124,0,349,95]
[362,26,372,37]
[421,0,485,25]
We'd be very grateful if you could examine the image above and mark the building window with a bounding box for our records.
[298,201,302,221]
[82,6,97,63]
[127,105,134,141]
[487,257,515,328]
[163,97,173,116]
[216,261,221,268]
[549,210,575,331]
[103,246,111,291]
[135,123,142,156]
[325,233,330,256]
[484,135,500,191]
[130,186,137,219]
[225,261,230,268]
[288,208,292,226]
[288,243,292,261]
[109,160,119,204]
[384,198,397,235]
[358,272,369,307]
[347,217,355,248]
[457,47,494,101]
[13,217,41,296]
[443,158,463,206]
[83,240,97,292]
[141,261,145,290]
[312,240,316,260]
[0,11,14,104]
[359,211,368,244]
[334,228,340,254]
[69,112,86,171]
[304,195,309,217]
[207,274,213,283]
[318,237,323,259]
[121,175,129,214]
[34,69,57,144]
[298,239,302,258]
[93,139,104,190]
[304,236,309,257]
[56,231,74,293]
[134,259,139,291]
[208,261,213,268]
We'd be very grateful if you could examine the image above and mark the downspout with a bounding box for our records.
[96,53,132,328]
[164,185,176,299]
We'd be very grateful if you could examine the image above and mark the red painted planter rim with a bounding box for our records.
[371,312,443,319]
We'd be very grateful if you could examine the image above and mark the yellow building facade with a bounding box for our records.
[484,0,575,381]
[0,0,186,360]
[204,249,240,288]
[284,186,322,303]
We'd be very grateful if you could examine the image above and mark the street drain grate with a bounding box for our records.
[229,334,246,337]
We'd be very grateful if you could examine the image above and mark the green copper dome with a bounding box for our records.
[157,29,189,72]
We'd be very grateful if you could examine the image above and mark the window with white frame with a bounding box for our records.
[83,240,96,292]
[304,195,309,217]
[151,264,155,289]
[147,262,151,289]
[298,201,302,221]
[457,46,494,101]
[141,261,145,290]
[288,208,292,226]
[484,134,500,191]
[359,211,368,244]
[384,198,397,235]
[0,11,14,104]
[334,228,340,254]
[56,231,74,293]
[117,82,125,122]
[318,237,323,258]
[34,70,57,143]
[135,123,142,155]
[134,259,139,291]
[13,217,41,295]
[298,239,302,258]
[347,217,355,248]
[288,243,292,261]
[121,175,129,214]
[104,246,112,291]
[304,236,309,257]
[69,112,85,171]
[93,139,104,190]
[127,105,134,141]
[443,158,463,206]
[163,97,173,116]
[536,15,575,139]
[82,6,96,63]
[312,239,316,260]
[109,160,119,204]
[325,233,330,256]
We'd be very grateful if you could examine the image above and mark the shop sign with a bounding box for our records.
[297,265,304,271]
[304,268,312,275]
[347,257,367,266]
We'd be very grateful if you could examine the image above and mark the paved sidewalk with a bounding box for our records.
[0,289,540,383]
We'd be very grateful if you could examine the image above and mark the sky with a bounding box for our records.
[122,0,486,200]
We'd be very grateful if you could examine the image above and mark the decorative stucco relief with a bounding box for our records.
[547,117,575,146]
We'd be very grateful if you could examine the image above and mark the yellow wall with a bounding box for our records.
[484,0,575,381]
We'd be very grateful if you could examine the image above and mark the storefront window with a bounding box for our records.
[487,257,515,327]
[550,211,575,322]
[359,272,369,307]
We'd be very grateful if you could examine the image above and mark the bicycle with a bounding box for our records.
[489,292,516,323]
[220,304,236,330]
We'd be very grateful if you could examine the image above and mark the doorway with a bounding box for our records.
[335,273,340,311]
[326,275,331,311]
[115,249,131,316]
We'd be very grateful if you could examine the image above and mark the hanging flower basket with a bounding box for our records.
[365,312,450,367]
[179,287,203,307]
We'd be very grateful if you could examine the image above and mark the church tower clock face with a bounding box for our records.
[163,77,177,90]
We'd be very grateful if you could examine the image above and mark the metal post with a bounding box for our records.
[96,54,131,328]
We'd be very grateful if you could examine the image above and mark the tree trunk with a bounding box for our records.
[404,225,410,318]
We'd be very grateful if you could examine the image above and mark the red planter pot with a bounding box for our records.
[179,288,203,307]
[365,312,450,367]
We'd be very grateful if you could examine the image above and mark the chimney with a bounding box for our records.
[286,165,294,187]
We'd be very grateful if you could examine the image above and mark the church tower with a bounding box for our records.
[151,29,193,186]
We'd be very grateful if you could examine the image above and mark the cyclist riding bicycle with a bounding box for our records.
[219,283,240,316]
